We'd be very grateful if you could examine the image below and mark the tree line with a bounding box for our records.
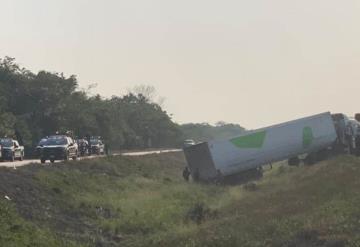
[0,56,246,156]
[0,57,183,156]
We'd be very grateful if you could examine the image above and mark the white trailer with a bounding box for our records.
[183,112,358,182]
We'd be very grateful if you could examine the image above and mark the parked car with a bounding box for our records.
[183,139,196,149]
[90,138,105,155]
[0,138,24,161]
[40,135,78,163]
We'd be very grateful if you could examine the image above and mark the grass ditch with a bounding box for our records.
[0,153,359,246]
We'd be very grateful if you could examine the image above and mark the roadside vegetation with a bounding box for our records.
[0,56,245,157]
[0,57,182,155]
[0,152,359,246]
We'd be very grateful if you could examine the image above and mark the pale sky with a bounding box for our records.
[1,0,360,128]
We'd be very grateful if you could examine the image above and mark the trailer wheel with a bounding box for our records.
[288,157,300,166]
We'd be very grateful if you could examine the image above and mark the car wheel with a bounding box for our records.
[41,159,46,164]
[50,159,55,163]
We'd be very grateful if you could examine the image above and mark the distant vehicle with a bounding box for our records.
[0,138,24,162]
[35,138,48,157]
[184,112,360,183]
[183,139,196,148]
[90,137,105,155]
[77,139,89,156]
[40,135,78,163]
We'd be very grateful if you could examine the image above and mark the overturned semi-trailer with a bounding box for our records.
[183,112,360,182]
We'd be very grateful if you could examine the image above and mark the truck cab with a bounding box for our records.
[40,135,78,163]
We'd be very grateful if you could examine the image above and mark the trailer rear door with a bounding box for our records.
[183,142,217,181]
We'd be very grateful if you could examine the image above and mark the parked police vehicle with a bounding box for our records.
[90,137,105,155]
[40,135,78,163]
[35,137,48,157]
[0,138,24,162]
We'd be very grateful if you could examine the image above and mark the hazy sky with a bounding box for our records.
[1,0,360,128]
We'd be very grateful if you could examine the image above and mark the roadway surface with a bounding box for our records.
[0,149,182,168]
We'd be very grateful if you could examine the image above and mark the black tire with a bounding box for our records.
[50,159,55,163]
[288,157,300,166]
[41,159,46,164]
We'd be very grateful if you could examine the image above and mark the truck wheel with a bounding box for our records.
[288,157,300,166]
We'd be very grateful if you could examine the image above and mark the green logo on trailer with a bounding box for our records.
[302,126,314,148]
[230,130,267,148]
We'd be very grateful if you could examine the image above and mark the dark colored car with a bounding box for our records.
[35,138,48,157]
[0,138,25,161]
[40,135,78,163]
[90,138,105,155]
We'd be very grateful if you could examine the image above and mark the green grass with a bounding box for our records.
[0,153,360,246]
[0,199,70,247]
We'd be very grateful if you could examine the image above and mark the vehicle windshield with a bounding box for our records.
[0,138,13,147]
[38,139,47,145]
[90,139,100,145]
[45,137,67,146]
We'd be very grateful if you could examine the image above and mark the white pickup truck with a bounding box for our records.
[0,138,25,161]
